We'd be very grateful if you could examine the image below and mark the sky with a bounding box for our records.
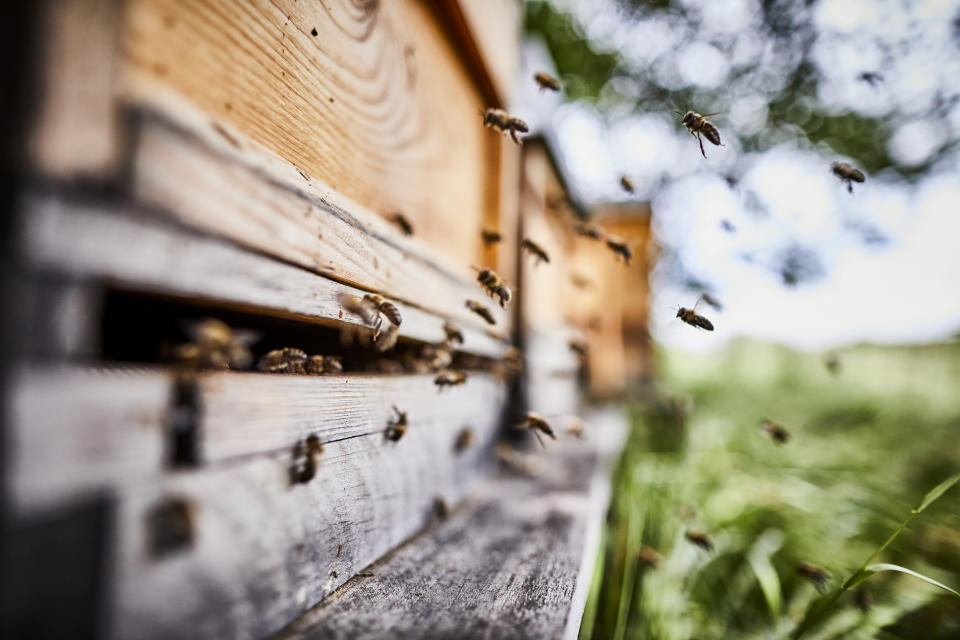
[518,0,960,352]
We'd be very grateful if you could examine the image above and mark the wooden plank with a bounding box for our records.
[6,366,171,516]
[121,97,509,334]
[120,0,497,273]
[273,409,627,640]
[109,376,506,640]
[8,274,103,359]
[28,0,122,178]
[451,0,521,105]
[22,195,508,359]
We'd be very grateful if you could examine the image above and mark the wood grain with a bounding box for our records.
[120,0,499,273]
[22,195,508,358]
[109,376,506,640]
[273,409,627,640]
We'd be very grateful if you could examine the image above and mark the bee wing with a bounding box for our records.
[700,112,722,119]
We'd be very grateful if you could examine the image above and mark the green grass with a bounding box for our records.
[582,340,960,640]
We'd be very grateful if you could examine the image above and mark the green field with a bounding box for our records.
[582,340,960,640]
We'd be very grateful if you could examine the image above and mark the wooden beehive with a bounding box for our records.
[1,3,636,639]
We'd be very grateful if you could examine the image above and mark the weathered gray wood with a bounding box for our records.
[8,275,103,359]
[525,328,583,421]
[109,377,507,640]
[22,195,507,359]
[274,409,627,640]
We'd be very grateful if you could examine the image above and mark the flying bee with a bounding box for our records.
[637,546,662,568]
[854,587,873,612]
[605,236,633,265]
[384,405,408,442]
[761,419,790,444]
[363,293,402,330]
[289,434,323,485]
[831,161,865,193]
[676,300,714,331]
[685,530,714,552]
[620,175,635,194]
[434,369,467,389]
[497,346,523,379]
[533,71,562,92]
[443,321,464,346]
[453,427,474,453]
[433,497,450,520]
[573,222,605,241]
[568,338,588,361]
[566,416,585,439]
[857,71,884,87]
[481,108,528,144]
[678,110,722,158]
[823,352,841,375]
[257,347,309,374]
[481,229,502,246]
[698,293,723,311]
[388,212,414,236]
[796,562,831,593]
[466,300,496,325]
[720,219,737,233]
[520,238,550,265]
[472,266,512,308]
[515,412,557,448]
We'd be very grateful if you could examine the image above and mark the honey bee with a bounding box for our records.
[533,71,561,92]
[433,496,450,520]
[481,108,528,144]
[569,273,594,289]
[761,419,790,444]
[481,229,502,246]
[823,352,841,375]
[568,338,588,361]
[304,355,343,375]
[566,416,585,439]
[388,212,414,236]
[443,321,464,346]
[620,175,635,194]
[495,346,523,380]
[831,161,865,193]
[676,302,714,331]
[363,293,402,331]
[384,405,408,442]
[678,110,722,158]
[857,71,884,87]
[171,318,257,370]
[420,343,453,371]
[289,433,323,484]
[473,267,513,308]
[698,293,723,311]
[720,219,737,233]
[605,236,633,264]
[546,194,569,211]
[257,347,309,374]
[372,322,400,353]
[434,369,467,389]
[338,293,402,338]
[854,586,873,612]
[453,427,474,453]
[573,222,605,241]
[520,238,550,265]
[466,300,496,325]
[515,412,557,447]
[684,530,714,552]
[637,546,662,568]
[796,562,831,593]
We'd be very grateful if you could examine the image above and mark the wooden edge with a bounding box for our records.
[427,1,507,107]
[110,380,506,640]
[117,83,511,334]
[20,194,508,359]
[6,365,507,517]
[273,408,627,640]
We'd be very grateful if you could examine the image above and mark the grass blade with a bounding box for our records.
[860,563,960,598]
[914,471,960,513]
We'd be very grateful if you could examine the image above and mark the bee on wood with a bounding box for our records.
[761,419,790,444]
[443,321,464,346]
[620,175,635,194]
[453,427,474,453]
[473,267,513,308]
[823,352,841,375]
[388,212,414,236]
[698,293,723,311]
[434,369,467,389]
[515,412,557,448]
[796,562,831,593]
[372,322,399,353]
[678,110,722,158]
[573,222,605,241]
[494,346,523,380]
[338,293,402,339]
[257,347,309,374]
[685,530,714,552]
[363,293,402,333]
[520,238,550,265]
[289,434,323,485]
[420,343,453,371]
[533,71,561,92]
[831,161,865,193]
[466,300,496,325]
[566,416,585,439]
[384,405,408,442]
[304,355,343,375]
[481,229,502,246]
[676,301,714,331]
[171,318,257,370]
[857,71,884,87]
[605,236,633,265]
[481,108,528,145]
[637,545,662,568]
